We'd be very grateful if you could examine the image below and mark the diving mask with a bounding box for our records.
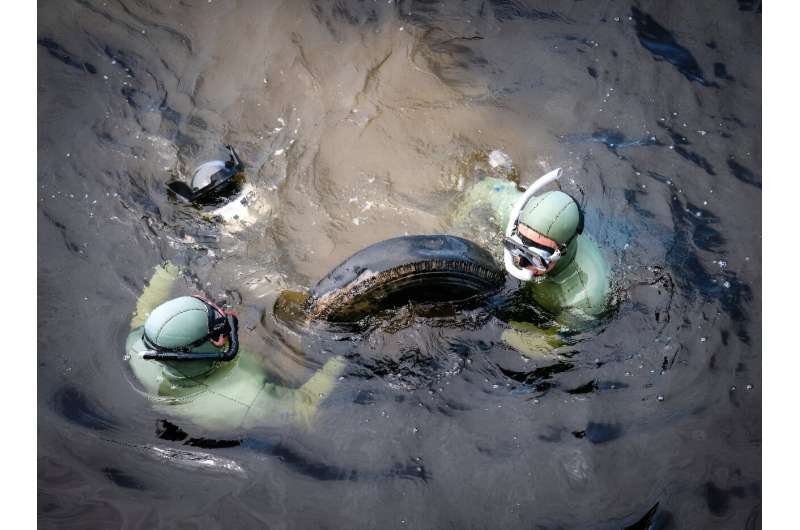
[503,228,563,275]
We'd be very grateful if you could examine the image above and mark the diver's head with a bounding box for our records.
[167,145,245,206]
[504,190,582,277]
[139,295,239,378]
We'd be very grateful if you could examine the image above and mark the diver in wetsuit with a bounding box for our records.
[455,169,611,355]
[125,264,346,432]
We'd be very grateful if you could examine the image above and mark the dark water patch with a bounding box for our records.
[486,0,564,23]
[560,129,658,154]
[120,85,145,110]
[567,380,628,394]
[188,114,208,131]
[703,481,747,516]
[184,437,241,449]
[674,146,716,176]
[102,45,137,78]
[722,115,748,128]
[667,195,752,338]
[40,209,87,258]
[622,502,660,530]
[354,346,446,387]
[156,419,188,442]
[745,503,761,529]
[630,7,716,87]
[714,62,735,81]
[332,1,373,26]
[566,380,597,395]
[657,123,716,175]
[159,97,181,125]
[557,35,600,48]
[670,196,725,253]
[353,390,377,405]
[625,189,656,219]
[572,422,622,444]
[52,387,119,432]
[727,158,761,189]
[437,396,473,414]
[311,2,385,50]
[73,0,155,47]
[156,418,426,481]
[38,38,98,75]
[499,361,572,389]
[644,170,675,187]
[157,419,241,449]
[112,0,194,54]
[737,0,762,13]
[38,492,124,528]
[687,206,723,253]
[537,425,565,443]
[587,66,598,78]
[102,467,146,490]
[243,437,428,482]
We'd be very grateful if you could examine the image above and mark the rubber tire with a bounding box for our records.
[305,235,505,322]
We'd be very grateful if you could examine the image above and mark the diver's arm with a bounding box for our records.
[130,262,180,329]
[451,177,520,229]
[298,356,347,404]
[501,321,565,360]
[290,356,347,426]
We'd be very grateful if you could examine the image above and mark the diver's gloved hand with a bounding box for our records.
[292,355,347,429]
[501,321,565,361]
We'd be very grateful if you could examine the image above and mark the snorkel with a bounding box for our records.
[503,168,563,281]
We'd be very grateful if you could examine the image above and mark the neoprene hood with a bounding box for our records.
[518,190,582,247]
[144,296,226,355]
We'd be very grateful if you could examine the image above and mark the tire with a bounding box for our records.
[305,235,505,322]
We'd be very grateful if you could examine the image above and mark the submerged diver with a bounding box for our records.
[167,144,245,206]
[455,167,612,354]
[167,145,265,230]
[125,263,346,432]
[458,168,611,320]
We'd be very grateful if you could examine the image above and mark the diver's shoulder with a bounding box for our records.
[574,234,609,273]
[465,176,516,195]
[573,234,611,310]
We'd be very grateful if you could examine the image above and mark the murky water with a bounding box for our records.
[38,1,761,528]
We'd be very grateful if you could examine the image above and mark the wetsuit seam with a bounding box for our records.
[544,201,574,238]
[240,380,272,425]
[153,307,204,343]
[574,262,593,309]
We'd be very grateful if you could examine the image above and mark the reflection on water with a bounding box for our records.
[39,0,760,528]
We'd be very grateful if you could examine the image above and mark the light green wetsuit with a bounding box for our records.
[456,177,612,357]
[126,264,346,432]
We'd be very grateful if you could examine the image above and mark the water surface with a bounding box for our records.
[38,1,761,528]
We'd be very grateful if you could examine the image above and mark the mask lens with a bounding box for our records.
[504,235,548,272]
[508,229,561,272]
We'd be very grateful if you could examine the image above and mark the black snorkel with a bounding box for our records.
[142,297,240,362]
[167,145,245,206]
